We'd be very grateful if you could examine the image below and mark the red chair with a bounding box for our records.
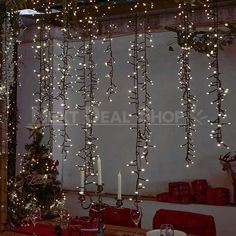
[90,205,140,228]
[153,209,216,236]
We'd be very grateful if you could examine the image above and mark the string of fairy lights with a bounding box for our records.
[56,0,74,160]
[1,1,236,218]
[177,2,197,166]
[127,1,154,201]
[75,1,118,195]
[1,12,17,132]
[103,23,117,102]
[75,2,103,194]
[31,1,56,156]
[204,0,231,149]
[0,6,20,222]
[76,31,100,192]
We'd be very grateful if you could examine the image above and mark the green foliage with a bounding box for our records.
[5,0,27,11]
[166,25,236,54]
[8,128,62,227]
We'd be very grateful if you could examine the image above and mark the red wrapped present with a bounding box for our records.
[156,193,193,204]
[192,179,208,194]
[207,188,230,205]
[169,182,190,196]
[207,188,216,205]
[194,193,207,204]
[180,195,194,204]
[168,194,182,203]
[156,192,170,202]
[215,188,230,205]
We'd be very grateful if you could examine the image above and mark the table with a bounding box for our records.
[1,224,195,236]
[1,224,145,236]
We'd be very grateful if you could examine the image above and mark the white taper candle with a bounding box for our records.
[80,169,85,194]
[97,156,102,185]
[118,171,122,200]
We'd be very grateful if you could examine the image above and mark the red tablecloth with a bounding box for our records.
[13,223,97,236]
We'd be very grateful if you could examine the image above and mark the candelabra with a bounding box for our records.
[78,180,125,236]
[78,184,106,236]
[116,198,123,208]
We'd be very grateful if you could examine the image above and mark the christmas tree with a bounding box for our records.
[8,125,62,226]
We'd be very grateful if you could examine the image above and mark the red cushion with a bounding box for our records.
[153,209,216,236]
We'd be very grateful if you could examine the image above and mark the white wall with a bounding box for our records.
[17,29,236,236]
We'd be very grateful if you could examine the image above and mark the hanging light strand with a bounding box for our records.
[103,23,117,102]
[140,17,154,163]
[41,4,55,153]
[205,0,230,149]
[56,0,73,159]
[177,2,197,166]
[1,8,19,182]
[1,10,17,122]
[32,3,55,154]
[76,20,100,192]
[127,5,154,201]
[76,31,95,189]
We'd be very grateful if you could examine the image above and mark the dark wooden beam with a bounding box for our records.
[20,0,236,34]
[0,25,8,231]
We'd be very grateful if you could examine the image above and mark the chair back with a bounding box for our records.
[153,209,216,236]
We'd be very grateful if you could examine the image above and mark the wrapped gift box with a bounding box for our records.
[169,182,191,196]
[215,188,230,205]
[181,195,194,204]
[194,193,207,204]
[192,179,208,194]
[156,192,170,202]
[168,194,182,203]
[207,188,216,205]
[156,192,193,204]
[207,188,230,205]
